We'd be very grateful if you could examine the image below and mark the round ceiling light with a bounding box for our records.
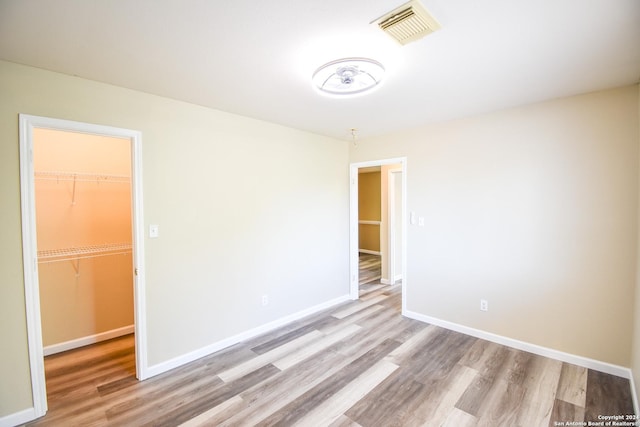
[312,57,385,96]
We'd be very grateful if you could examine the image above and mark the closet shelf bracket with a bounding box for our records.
[34,171,131,205]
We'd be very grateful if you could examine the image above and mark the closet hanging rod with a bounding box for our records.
[37,243,132,263]
[35,171,131,183]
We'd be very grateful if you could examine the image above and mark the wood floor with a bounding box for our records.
[25,256,634,426]
[358,253,381,286]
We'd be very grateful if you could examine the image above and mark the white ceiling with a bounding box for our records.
[1,0,639,140]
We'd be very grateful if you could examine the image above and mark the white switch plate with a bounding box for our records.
[149,224,159,238]
[410,211,416,225]
[418,217,425,227]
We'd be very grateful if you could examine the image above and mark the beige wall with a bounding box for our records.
[0,60,349,417]
[358,171,381,252]
[34,129,133,346]
[351,85,640,367]
[358,171,381,221]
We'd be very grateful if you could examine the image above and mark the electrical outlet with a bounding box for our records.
[480,299,488,312]
[262,295,269,307]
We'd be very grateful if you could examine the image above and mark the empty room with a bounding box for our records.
[1,0,640,426]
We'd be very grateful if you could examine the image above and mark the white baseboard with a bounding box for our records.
[43,325,134,356]
[359,249,381,256]
[146,294,351,378]
[0,407,36,427]
[403,309,632,379]
[630,371,639,416]
[382,275,403,286]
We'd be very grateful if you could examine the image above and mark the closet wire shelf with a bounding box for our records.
[38,243,132,263]
[35,171,131,183]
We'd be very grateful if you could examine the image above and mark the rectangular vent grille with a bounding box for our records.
[375,0,441,45]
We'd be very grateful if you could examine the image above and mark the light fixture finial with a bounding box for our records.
[350,128,358,147]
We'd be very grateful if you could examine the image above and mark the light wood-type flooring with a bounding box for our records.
[359,253,381,286]
[25,257,634,426]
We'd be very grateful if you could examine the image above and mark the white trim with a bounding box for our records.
[387,168,402,286]
[380,278,391,285]
[130,124,149,380]
[43,325,134,356]
[359,249,381,256]
[0,408,37,427]
[146,294,350,378]
[630,370,639,417]
[358,220,381,225]
[349,166,360,300]
[19,115,47,419]
[404,309,632,378]
[18,114,149,423]
[394,274,403,282]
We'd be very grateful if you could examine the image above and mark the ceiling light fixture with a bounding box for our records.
[312,57,385,96]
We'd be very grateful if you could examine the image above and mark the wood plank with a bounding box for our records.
[177,395,243,427]
[475,378,526,427]
[137,364,280,426]
[214,345,352,426]
[549,398,585,427]
[328,414,363,427]
[584,370,635,422]
[217,329,322,382]
[331,294,388,319]
[514,355,563,427]
[249,315,338,355]
[292,360,399,426]
[272,323,361,370]
[413,364,479,426]
[345,367,427,426]
[556,363,588,408]
[442,408,478,427]
[255,338,402,426]
[26,281,635,427]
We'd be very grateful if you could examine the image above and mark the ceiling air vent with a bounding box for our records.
[374,0,441,45]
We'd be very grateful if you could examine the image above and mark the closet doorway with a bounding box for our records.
[19,115,147,419]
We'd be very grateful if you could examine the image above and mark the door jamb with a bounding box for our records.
[388,168,403,286]
[19,114,148,419]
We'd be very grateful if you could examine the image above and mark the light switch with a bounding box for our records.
[418,217,425,227]
[410,211,416,225]
[149,224,159,238]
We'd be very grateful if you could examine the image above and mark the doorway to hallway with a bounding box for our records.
[349,158,407,311]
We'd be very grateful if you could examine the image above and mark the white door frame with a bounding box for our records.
[388,168,403,286]
[19,114,149,419]
[349,157,407,310]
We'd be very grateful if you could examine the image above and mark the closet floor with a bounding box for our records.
[25,285,634,426]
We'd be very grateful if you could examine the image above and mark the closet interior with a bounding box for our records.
[34,128,134,355]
